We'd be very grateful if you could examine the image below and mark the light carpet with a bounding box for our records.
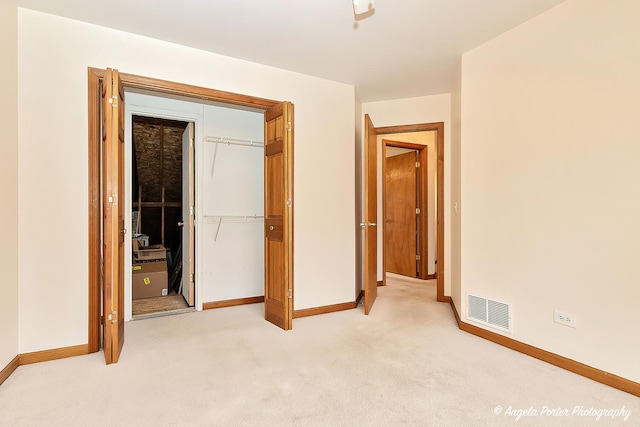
[0,275,637,426]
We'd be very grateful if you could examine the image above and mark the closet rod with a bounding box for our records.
[204,135,264,148]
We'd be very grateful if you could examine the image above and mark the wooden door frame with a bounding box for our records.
[382,140,429,280]
[88,68,281,352]
[373,122,446,303]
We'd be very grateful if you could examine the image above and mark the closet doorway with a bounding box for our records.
[130,116,194,318]
[88,68,295,364]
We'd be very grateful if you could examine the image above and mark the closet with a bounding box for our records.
[124,90,265,320]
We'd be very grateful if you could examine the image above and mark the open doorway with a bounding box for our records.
[130,116,194,318]
[382,136,435,281]
[362,117,445,312]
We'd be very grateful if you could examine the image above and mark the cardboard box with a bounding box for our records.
[132,260,168,299]
[133,242,167,261]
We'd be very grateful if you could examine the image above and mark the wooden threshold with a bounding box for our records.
[293,301,357,319]
[449,299,640,397]
[19,344,90,366]
[0,355,20,386]
[203,296,264,310]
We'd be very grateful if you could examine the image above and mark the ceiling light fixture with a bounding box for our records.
[353,0,375,20]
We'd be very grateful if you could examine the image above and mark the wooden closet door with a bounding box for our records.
[264,102,294,330]
[363,114,378,315]
[102,68,125,364]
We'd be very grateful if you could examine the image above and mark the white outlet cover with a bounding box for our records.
[554,310,577,328]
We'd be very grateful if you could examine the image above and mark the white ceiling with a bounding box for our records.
[17,0,565,102]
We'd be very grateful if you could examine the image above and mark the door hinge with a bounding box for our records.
[108,194,118,206]
[189,137,194,148]
[190,206,194,216]
[415,161,421,168]
[287,289,292,299]
[286,198,292,208]
[286,122,292,132]
[190,274,195,284]
[416,255,421,261]
[107,311,117,324]
[108,95,118,108]
[415,208,421,214]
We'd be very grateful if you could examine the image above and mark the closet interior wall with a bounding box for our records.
[201,104,264,302]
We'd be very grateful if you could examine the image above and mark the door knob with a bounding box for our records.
[178,221,184,227]
[269,225,275,231]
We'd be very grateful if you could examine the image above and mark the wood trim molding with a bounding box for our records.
[434,123,445,302]
[89,68,279,109]
[449,299,640,397]
[0,356,20,386]
[375,123,443,134]
[377,280,384,287]
[293,301,357,319]
[203,296,264,310]
[88,68,101,354]
[19,344,90,366]
[426,274,437,280]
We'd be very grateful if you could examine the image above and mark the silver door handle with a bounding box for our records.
[359,222,376,227]
[269,225,275,231]
[178,221,184,227]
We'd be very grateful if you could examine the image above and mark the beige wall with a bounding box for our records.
[362,94,452,295]
[0,0,19,369]
[461,0,640,382]
[18,9,355,353]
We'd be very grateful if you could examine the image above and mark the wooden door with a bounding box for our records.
[385,151,418,277]
[363,115,377,315]
[102,68,125,364]
[264,102,294,330]
[181,123,195,306]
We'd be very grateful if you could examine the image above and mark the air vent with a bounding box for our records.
[467,294,511,332]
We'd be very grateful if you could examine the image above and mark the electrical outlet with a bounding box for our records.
[554,310,577,328]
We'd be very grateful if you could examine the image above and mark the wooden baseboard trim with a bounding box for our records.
[293,301,357,319]
[203,296,264,310]
[376,280,383,287]
[0,355,20,386]
[426,274,436,280]
[19,344,90,366]
[449,300,640,397]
